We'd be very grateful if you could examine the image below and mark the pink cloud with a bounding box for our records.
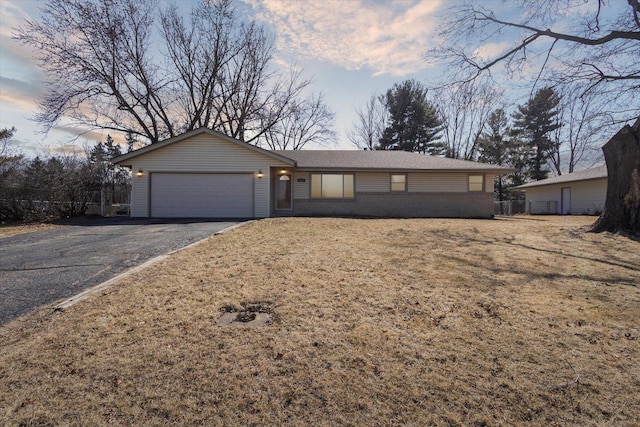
[244,0,443,76]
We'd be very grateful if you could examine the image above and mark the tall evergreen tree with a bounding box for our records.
[377,80,445,155]
[478,109,516,201]
[511,87,561,180]
[124,131,137,153]
[88,135,127,190]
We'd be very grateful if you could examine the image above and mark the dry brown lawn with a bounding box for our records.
[1,216,639,426]
[0,223,58,239]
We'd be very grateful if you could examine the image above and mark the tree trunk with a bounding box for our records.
[590,117,640,235]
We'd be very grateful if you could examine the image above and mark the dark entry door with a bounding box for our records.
[276,173,292,210]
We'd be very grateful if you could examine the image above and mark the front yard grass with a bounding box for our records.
[1,216,639,426]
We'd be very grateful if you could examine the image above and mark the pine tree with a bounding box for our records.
[125,131,137,153]
[478,109,513,201]
[377,80,445,155]
[511,87,561,180]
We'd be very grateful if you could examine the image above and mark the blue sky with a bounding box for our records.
[0,0,630,159]
[0,0,459,156]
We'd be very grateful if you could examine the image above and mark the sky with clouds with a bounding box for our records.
[245,0,441,76]
[2,0,456,155]
[0,0,632,157]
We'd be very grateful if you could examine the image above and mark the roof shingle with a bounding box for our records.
[513,165,607,189]
[275,150,513,173]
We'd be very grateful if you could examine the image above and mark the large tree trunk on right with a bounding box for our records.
[590,117,640,235]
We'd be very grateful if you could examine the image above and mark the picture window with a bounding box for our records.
[311,174,355,198]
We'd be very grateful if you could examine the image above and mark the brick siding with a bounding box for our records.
[291,192,494,218]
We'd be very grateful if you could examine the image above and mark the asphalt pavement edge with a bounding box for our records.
[53,220,253,312]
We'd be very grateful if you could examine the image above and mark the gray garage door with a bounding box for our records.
[150,173,254,218]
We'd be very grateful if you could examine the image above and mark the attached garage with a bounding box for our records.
[150,173,254,218]
[112,128,295,219]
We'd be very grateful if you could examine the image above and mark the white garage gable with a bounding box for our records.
[150,173,254,218]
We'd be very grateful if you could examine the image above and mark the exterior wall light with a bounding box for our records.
[136,169,143,177]
[257,170,263,178]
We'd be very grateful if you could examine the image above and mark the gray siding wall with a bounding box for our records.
[485,174,495,193]
[293,192,494,218]
[129,134,289,218]
[293,171,310,199]
[408,173,467,192]
[292,172,493,199]
[356,172,390,192]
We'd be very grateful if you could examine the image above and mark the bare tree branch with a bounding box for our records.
[434,78,501,160]
[347,94,387,150]
[429,1,640,124]
[262,93,335,150]
[14,0,317,147]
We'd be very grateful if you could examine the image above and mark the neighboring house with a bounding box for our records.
[513,165,607,215]
[112,127,514,219]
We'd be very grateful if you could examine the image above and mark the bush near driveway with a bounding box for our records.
[1,216,639,426]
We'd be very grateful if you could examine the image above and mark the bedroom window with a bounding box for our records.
[391,174,406,191]
[311,174,354,198]
[468,175,484,192]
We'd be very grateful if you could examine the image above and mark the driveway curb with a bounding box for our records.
[53,220,253,311]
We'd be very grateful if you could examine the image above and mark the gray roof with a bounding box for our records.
[513,165,607,189]
[275,150,514,173]
[111,127,513,173]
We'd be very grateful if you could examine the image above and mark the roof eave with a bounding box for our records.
[294,167,516,174]
[513,175,608,190]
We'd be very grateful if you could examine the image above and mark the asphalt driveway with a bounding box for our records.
[0,218,242,324]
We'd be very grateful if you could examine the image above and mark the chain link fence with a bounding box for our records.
[494,200,526,216]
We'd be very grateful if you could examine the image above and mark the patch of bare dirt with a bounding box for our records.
[1,216,639,426]
[216,301,275,327]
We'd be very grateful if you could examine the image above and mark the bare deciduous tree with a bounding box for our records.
[15,0,315,146]
[0,127,22,189]
[18,0,168,142]
[549,84,607,175]
[1,127,18,163]
[262,93,335,150]
[433,78,501,160]
[347,94,387,150]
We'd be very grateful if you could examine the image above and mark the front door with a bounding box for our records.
[561,187,571,215]
[275,171,292,210]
